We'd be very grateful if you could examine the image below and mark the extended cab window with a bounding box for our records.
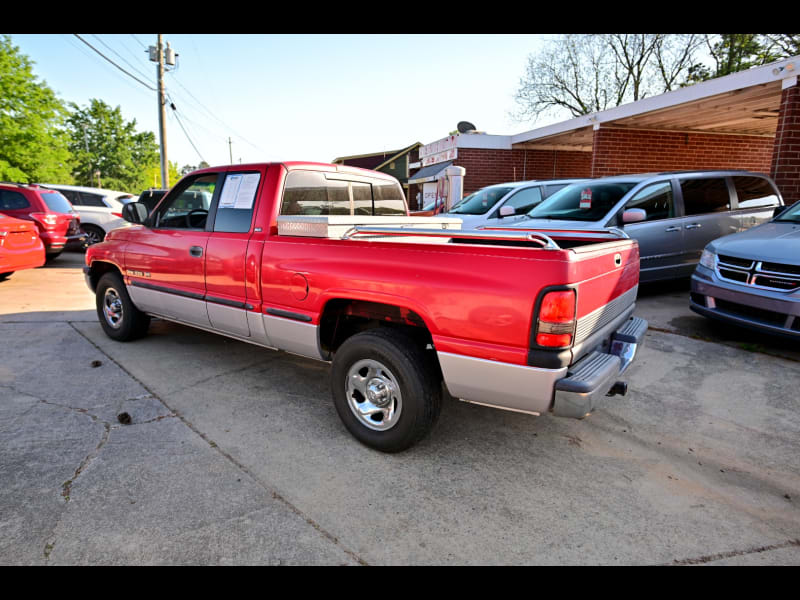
[732,176,780,209]
[281,171,350,215]
[153,174,217,229]
[372,181,406,215]
[625,182,675,221]
[680,178,730,215]
[213,172,261,233]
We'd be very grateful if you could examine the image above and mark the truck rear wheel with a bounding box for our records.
[330,328,442,452]
[96,272,151,341]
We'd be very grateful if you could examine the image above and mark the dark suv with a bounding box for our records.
[0,183,86,258]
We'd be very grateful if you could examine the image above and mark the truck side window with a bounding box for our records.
[732,176,780,209]
[625,182,675,221]
[680,178,730,215]
[213,172,261,233]
[153,174,217,229]
[281,171,350,215]
[373,181,406,215]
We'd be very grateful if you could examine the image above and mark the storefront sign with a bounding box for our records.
[420,135,457,160]
[421,147,457,167]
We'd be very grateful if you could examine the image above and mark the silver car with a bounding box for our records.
[444,178,585,229]
[689,200,800,339]
[507,171,783,282]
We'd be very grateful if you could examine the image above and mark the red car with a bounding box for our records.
[0,213,45,279]
[0,182,86,259]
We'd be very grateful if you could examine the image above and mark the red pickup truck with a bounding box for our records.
[84,162,647,452]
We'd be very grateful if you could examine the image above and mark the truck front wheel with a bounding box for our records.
[330,328,442,453]
[95,272,151,341]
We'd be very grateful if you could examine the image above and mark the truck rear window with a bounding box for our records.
[281,170,406,216]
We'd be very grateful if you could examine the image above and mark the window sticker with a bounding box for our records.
[580,188,592,209]
[219,173,261,209]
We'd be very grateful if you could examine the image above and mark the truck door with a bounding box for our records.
[125,172,219,326]
[204,170,264,338]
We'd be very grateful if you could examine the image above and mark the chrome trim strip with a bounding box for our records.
[574,285,638,344]
[437,351,567,415]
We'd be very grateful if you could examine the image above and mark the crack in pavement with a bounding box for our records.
[67,321,369,566]
[666,538,800,565]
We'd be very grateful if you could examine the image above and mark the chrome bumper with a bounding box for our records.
[551,316,648,419]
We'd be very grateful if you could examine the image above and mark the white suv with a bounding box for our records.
[38,184,135,246]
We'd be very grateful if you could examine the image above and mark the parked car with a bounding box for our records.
[689,199,800,339]
[0,213,45,279]
[84,161,646,452]
[442,179,584,229]
[507,171,783,282]
[0,183,85,258]
[38,184,135,247]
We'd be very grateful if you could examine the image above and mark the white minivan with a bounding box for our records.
[443,179,585,229]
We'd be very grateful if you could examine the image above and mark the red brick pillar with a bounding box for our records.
[771,80,800,206]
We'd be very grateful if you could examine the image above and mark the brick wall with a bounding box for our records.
[591,127,774,177]
[771,83,800,205]
[455,148,592,195]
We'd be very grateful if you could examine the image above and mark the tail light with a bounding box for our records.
[29,212,59,228]
[111,212,123,218]
[536,290,576,348]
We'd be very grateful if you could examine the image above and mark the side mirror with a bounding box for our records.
[622,208,647,224]
[499,205,515,217]
[122,202,149,225]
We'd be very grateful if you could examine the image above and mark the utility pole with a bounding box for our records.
[149,35,175,188]
[228,137,233,164]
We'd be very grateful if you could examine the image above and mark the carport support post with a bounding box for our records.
[771,77,800,206]
[445,166,465,212]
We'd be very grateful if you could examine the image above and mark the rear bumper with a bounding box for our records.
[551,315,648,418]
[41,232,87,253]
[437,315,648,418]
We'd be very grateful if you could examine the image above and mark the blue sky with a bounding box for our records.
[10,34,555,169]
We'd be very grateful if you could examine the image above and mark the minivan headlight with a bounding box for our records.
[699,249,716,270]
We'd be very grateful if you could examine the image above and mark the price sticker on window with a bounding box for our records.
[580,188,592,209]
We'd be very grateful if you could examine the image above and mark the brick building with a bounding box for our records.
[409,55,800,208]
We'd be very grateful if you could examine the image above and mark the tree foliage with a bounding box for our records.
[65,99,160,193]
[0,35,73,183]
[513,33,799,124]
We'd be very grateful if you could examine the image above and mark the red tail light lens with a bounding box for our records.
[29,212,59,228]
[111,212,123,218]
[536,290,576,348]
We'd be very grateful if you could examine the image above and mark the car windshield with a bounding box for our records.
[526,181,638,221]
[40,191,74,214]
[448,186,515,215]
[774,201,800,223]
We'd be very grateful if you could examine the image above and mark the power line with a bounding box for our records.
[73,34,156,92]
[90,34,153,83]
[167,96,206,164]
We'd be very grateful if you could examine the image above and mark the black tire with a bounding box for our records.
[45,251,62,262]
[95,272,151,341]
[330,328,442,453]
[0,272,12,280]
[81,224,106,247]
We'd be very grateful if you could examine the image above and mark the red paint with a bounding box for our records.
[87,162,640,366]
[0,214,45,274]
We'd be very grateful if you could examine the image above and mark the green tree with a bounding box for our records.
[66,99,160,193]
[685,34,783,84]
[0,35,73,183]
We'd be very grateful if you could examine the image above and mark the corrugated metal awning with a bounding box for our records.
[408,160,453,184]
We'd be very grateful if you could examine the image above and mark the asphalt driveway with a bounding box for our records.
[1,252,799,565]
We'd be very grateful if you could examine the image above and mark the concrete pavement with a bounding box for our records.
[1,252,799,565]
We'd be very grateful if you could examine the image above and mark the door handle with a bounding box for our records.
[664,226,681,232]
[189,246,203,257]
[684,223,702,230]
